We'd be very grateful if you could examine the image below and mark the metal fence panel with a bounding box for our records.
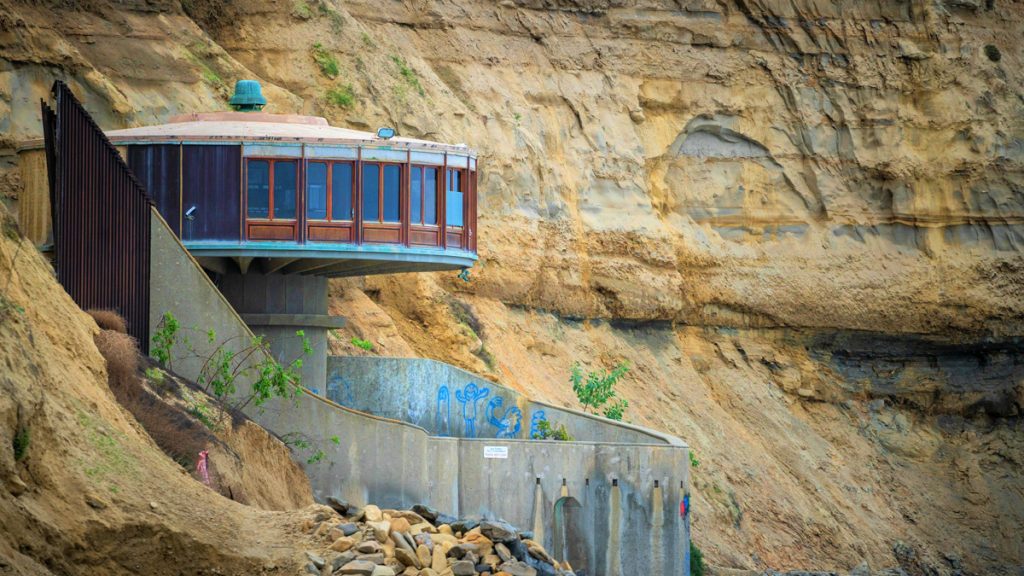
[44,81,153,352]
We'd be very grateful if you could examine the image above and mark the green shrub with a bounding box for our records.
[690,542,705,576]
[570,361,630,420]
[603,398,628,421]
[390,55,424,96]
[985,44,1001,62]
[326,85,355,108]
[317,3,345,32]
[531,419,573,441]
[351,337,374,351]
[151,311,180,368]
[292,0,313,19]
[281,432,329,465]
[144,367,164,384]
[312,42,340,79]
[689,450,700,469]
[12,427,29,462]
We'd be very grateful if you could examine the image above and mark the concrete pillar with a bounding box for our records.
[652,481,664,574]
[607,479,622,576]
[531,478,546,545]
[217,272,345,394]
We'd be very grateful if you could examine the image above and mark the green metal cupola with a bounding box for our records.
[228,80,267,112]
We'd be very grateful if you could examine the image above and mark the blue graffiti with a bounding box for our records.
[326,375,356,407]
[436,385,451,437]
[487,397,523,439]
[529,410,547,439]
[455,382,490,437]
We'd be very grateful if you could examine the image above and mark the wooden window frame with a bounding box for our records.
[409,164,441,227]
[245,157,300,222]
[245,157,299,242]
[306,159,356,243]
[446,167,466,230]
[360,160,404,244]
[408,164,442,247]
[306,160,355,223]
[361,161,404,224]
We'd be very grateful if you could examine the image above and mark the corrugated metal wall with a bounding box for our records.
[44,81,153,352]
[182,144,241,241]
[128,144,181,236]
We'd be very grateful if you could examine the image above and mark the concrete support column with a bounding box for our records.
[217,272,344,394]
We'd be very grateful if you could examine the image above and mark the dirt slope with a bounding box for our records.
[0,207,318,575]
[0,0,1022,574]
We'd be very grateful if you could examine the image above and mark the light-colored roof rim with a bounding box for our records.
[17,136,477,156]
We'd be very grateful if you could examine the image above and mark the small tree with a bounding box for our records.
[569,360,630,421]
[151,312,312,425]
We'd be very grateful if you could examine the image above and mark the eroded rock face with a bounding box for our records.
[1,0,1023,574]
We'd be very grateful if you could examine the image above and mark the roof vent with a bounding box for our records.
[229,80,267,112]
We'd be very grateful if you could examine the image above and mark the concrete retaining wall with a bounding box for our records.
[266,393,690,576]
[327,356,681,446]
[148,211,690,575]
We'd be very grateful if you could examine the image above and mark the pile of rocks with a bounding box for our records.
[301,499,575,576]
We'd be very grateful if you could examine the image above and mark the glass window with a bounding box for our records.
[307,162,327,220]
[447,168,463,193]
[424,167,437,225]
[362,163,379,222]
[447,191,464,227]
[411,168,422,224]
[247,160,270,218]
[446,168,464,227]
[383,165,400,223]
[274,161,297,219]
[332,163,353,221]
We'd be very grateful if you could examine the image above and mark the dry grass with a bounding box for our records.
[92,328,215,469]
[86,309,128,334]
[93,329,140,402]
[127,388,214,468]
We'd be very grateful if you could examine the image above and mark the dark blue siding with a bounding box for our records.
[128,144,180,235]
[182,144,241,241]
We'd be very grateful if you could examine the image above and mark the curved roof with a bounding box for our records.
[102,112,474,155]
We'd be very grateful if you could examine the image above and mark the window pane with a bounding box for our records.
[424,168,437,225]
[362,164,379,222]
[446,191,463,227]
[307,162,327,220]
[448,168,463,193]
[383,164,400,223]
[247,160,270,218]
[332,163,353,221]
[274,161,297,219]
[411,168,422,224]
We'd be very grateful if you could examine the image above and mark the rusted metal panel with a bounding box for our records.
[44,81,153,352]
[128,144,181,236]
[181,144,241,241]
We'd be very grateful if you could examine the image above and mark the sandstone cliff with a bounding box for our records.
[1,0,1022,574]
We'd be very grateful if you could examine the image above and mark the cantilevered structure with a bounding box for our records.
[114,111,478,278]
[21,80,478,391]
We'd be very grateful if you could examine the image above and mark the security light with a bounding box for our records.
[185,205,197,220]
[376,127,396,140]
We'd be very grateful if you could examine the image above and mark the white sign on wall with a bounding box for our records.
[483,446,509,459]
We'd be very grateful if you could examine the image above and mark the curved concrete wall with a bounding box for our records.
[264,390,690,576]
[149,212,690,575]
[327,356,683,446]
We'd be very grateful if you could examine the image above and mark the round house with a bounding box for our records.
[114,110,478,278]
